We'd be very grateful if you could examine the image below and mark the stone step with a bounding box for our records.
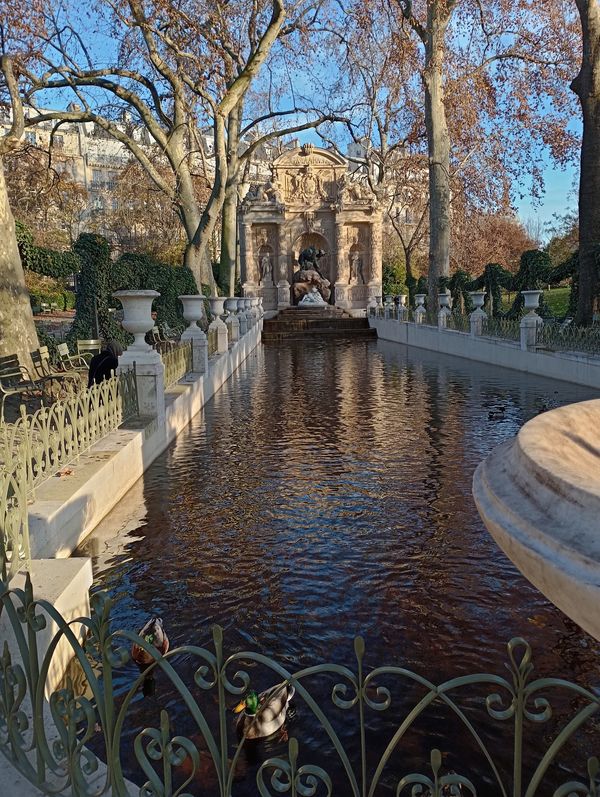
[263,318,370,332]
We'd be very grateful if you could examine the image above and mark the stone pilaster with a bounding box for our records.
[277,223,288,283]
[335,221,348,284]
[242,222,257,286]
[369,217,383,286]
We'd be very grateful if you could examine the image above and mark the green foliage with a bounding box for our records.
[68,235,200,346]
[469,263,514,317]
[16,221,80,278]
[68,234,130,346]
[441,270,474,315]
[506,250,552,318]
[35,327,59,361]
[29,288,75,313]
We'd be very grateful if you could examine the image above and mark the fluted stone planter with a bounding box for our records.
[179,295,206,335]
[468,291,487,336]
[113,290,159,352]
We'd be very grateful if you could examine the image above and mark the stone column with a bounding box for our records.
[242,221,257,291]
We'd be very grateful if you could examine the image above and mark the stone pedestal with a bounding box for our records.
[469,291,487,337]
[224,298,240,344]
[520,313,541,351]
[237,298,248,335]
[179,294,208,374]
[277,280,291,309]
[118,351,165,423]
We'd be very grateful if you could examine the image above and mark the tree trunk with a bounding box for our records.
[0,159,39,372]
[423,9,451,311]
[573,0,600,325]
[190,114,228,292]
[219,104,241,295]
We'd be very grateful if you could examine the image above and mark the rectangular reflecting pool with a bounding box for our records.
[78,338,600,795]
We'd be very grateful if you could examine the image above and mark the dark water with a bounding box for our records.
[79,339,600,795]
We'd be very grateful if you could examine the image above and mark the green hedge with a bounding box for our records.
[29,288,76,313]
[16,221,80,278]
[68,235,201,347]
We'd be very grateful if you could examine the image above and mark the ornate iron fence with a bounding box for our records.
[481,317,521,342]
[536,322,600,358]
[163,342,193,388]
[208,326,219,357]
[0,577,598,797]
[0,369,138,582]
[446,314,471,333]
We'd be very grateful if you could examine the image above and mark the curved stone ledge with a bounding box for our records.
[473,398,600,641]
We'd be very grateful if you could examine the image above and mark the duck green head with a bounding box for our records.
[234,690,259,716]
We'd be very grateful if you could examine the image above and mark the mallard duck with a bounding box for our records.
[233,682,295,740]
[131,617,169,668]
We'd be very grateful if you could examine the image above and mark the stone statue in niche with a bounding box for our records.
[350,253,365,285]
[259,253,273,285]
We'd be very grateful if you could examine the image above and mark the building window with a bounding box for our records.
[53,134,64,149]
[25,131,36,145]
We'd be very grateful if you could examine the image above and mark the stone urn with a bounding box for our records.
[521,290,543,314]
[208,296,226,321]
[179,295,205,331]
[438,292,452,311]
[112,290,159,351]
[398,294,408,307]
[414,294,426,308]
[469,291,486,311]
[224,297,239,316]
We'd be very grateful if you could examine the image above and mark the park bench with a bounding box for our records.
[0,355,51,420]
[30,347,81,392]
[57,343,89,373]
[40,303,51,314]
[50,302,59,313]
[76,339,103,364]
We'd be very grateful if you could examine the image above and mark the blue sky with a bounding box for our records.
[515,161,578,240]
